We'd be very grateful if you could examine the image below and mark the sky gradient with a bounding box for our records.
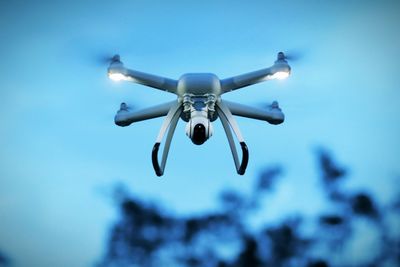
[0,1,399,266]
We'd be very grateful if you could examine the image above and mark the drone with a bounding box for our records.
[108,52,291,176]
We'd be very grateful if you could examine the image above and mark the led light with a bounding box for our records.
[271,71,290,80]
[108,72,128,81]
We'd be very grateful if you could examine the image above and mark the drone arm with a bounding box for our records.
[220,60,290,93]
[220,67,274,92]
[114,101,176,127]
[108,59,178,93]
[124,68,178,93]
[216,100,249,175]
[223,100,284,125]
[152,101,182,176]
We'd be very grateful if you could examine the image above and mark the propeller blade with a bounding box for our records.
[94,53,121,65]
[117,102,137,112]
[256,101,281,110]
[278,49,305,62]
[65,35,128,67]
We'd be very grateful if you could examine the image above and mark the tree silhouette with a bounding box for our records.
[0,251,10,267]
[97,148,400,267]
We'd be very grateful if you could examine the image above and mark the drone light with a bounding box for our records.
[109,72,129,82]
[271,71,290,80]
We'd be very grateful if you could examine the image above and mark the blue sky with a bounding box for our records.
[0,1,399,266]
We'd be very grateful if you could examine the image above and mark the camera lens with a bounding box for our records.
[192,123,206,145]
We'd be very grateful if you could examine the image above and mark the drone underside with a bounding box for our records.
[109,52,291,176]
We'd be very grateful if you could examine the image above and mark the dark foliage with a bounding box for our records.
[256,166,282,192]
[351,192,378,218]
[97,149,400,267]
[317,149,347,184]
[264,219,311,266]
[316,148,349,203]
[319,214,344,226]
[0,251,10,266]
[235,237,261,267]
[307,259,329,267]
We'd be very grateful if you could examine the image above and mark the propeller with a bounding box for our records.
[66,35,128,67]
[118,102,136,111]
[94,54,121,66]
[256,101,281,110]
[277,50,304,62]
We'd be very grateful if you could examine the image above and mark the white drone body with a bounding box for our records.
[109,52,291,176]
